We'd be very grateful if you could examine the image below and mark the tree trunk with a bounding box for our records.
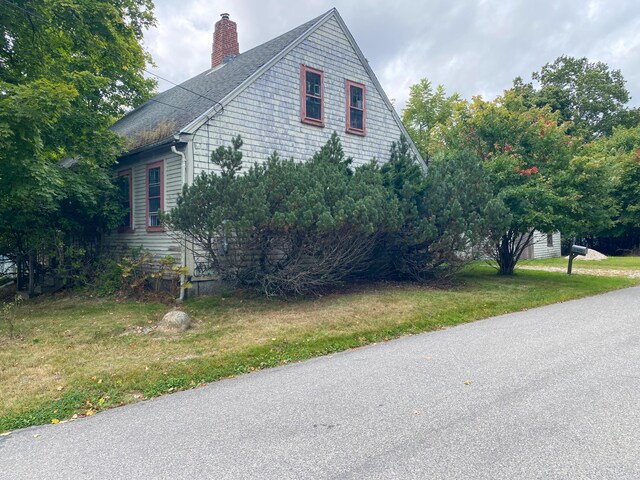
[28,251,36,296]
[16,254,24,291]
[497,235,516,275]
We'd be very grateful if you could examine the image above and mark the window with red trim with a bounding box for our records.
[146,161,164,231]
[301,65,324,126]
[117,169,132,232]
[346,80,366,135]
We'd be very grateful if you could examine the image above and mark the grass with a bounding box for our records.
[1,265,638,433]
[521,255,640,270]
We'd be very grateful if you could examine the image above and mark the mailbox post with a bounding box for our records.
[568,244,588,274]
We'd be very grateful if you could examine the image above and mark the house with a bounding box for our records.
[108,8,426,292]
[521,231,562,260]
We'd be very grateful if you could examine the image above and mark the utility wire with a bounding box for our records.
[0,0,225,115]
[146,97,191,113]
[142,69,224,113]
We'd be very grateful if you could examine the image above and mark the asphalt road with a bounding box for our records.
[2,287,640,479]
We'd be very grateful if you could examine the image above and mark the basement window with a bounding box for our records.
[146,161,164,231]
[117,169,132,232]
[346,80,366,135]
[301,65,324,126]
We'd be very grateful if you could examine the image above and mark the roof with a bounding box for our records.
[111,13,327,149]
[111,8,425,168]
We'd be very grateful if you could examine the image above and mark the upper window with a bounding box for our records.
[547,233,554,247]
[146,161,164,231]
[346,80,366,135]
[301,65,324,126]
[117,169,132,232]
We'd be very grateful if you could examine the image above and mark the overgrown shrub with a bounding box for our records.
[1,295,23,338]
[93,247,189,299]
[164,133,400,296]
[165,134,503,296]
[379,137,507,280]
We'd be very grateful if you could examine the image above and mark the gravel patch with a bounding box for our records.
[564,248,608,261]
[519,265,640,278]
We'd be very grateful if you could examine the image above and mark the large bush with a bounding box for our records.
[379,137,507,280]
[165,134,502,296]
[164,134,400,296]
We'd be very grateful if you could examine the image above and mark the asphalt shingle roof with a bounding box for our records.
[111,14,325,150]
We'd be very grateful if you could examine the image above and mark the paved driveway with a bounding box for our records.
[2,287,640,479]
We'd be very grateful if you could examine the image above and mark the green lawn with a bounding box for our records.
[521,255,640,270]
[1,265,637,433]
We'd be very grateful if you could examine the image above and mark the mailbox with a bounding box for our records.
[570,245,588,256]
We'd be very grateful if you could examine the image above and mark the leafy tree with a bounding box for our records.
[461,92,615,273]
[614,145,640,251]
[402,79,464,160]
[458,94,578,274]
[515,56,637,141]
[0,0,156,289]
[575,125,640,252]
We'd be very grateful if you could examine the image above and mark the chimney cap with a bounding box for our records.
[221,13,230,19]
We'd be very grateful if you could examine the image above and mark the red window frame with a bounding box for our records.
[146,161,164,232]
[346,80,366,135]
[300,65,324,127]
[117,168,133,233]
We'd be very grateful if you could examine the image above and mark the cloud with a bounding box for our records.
[147,0,640,110]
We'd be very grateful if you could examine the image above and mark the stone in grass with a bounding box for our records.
[158,310,191,333]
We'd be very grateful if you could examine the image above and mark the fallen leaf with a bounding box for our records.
[0,431,12,437]
[85,409,96,416]
[56,386,64,391]
[33,434,40,438]
[51,418,60,424]
[463,380,472,385]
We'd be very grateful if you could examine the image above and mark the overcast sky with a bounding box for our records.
[145,0,640,112]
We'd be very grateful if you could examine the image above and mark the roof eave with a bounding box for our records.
[116,133,192,160]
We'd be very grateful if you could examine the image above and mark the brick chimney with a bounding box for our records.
[211,13,239,68]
